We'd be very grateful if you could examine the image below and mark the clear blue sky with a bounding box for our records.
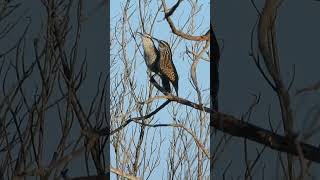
[110,0,210,179]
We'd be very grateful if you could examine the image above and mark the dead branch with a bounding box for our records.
[160,0,210,41]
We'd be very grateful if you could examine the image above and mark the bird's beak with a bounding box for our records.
[136,32,159,41]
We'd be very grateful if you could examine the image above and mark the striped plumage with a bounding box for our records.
[137,32,171,93]
[157,40,179,96]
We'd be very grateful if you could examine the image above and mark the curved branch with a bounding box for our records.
[115,92,320,164]
[191,40,209,104]
[160,0,209,41]
[141,95,320,163]
[106,100,171,136]
[110,166,141,180]
[295,80,320,95]
[132,120,210,158]
[212,113,320,164]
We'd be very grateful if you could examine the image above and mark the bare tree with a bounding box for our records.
[110,0,211,179]
[0,0,110,179]
[111,0,320,180]
[211,0,320,179]
[1,0,320,180]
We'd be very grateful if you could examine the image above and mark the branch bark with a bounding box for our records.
[160,0,210,41]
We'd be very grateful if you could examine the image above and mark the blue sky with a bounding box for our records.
[110,0,210,179]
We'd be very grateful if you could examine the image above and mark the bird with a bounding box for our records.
[155,39,179,97]
[137,32,159,74]
[137,32,171,94]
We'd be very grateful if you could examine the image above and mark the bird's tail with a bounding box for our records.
[161,75,171,94]
[174,82,179,97]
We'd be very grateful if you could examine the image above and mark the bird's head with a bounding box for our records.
[137,32,159,42]
[157,40,171,50]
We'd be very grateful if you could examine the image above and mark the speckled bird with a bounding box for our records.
[137,32,171,93]
[156,39,179,96]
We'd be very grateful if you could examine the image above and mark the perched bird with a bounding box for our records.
[137,32,171,93]
[137,32,159,74]
[155,39,179,96]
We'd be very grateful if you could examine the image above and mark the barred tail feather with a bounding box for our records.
[174,82,178,97]
[161,76,171,93]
